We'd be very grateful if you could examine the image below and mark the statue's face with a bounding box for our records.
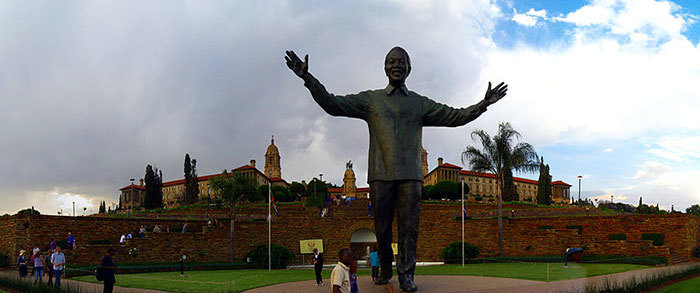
[385,49,411,85]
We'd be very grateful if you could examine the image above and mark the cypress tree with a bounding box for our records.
[144,164,159,209]
[536,158,552,205]
[184,154,199,204]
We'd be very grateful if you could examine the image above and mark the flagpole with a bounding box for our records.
[461,178,465,267]
[268,182,272,272]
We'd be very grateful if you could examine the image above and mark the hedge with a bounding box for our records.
[609,233,627,240]
[641,233,665,246]
[246,244,293,269]
[538,225,553,230]
[566,225,583,234]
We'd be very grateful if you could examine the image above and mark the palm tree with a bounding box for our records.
[462,122,539,256]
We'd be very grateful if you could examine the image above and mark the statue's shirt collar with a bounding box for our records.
[385,84,409,96]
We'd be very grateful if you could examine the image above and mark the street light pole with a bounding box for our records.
[461,178,465,267]
[577,175,582,204]
[72,201,75,217]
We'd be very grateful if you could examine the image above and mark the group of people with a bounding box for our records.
[118,223,194,244]
[312,247,380,293]
[17,244,66,289]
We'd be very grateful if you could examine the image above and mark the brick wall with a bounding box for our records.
[2,201,698,268]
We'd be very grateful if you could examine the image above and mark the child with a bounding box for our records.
[349,259,359,293]
[369,247,380,282]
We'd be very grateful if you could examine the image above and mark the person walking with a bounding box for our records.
[44,249,54,286]
[367,202,372,217]
[49,239,57,251]
[139,225,146,238]
[179,249,187,277]
[32,249,43,283]
[330,248,352,293]
[51,246,66,289]
[312,248,324,286]
[67,232,76,249]
[119,233,126,244]
[349,259,359,293]
[153,224,161,233]
[369,248,380,282]
[100,248,117,293]
[17,250,27,278]
[182,223,188,233]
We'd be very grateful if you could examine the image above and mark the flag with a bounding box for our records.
[271,193,280,217]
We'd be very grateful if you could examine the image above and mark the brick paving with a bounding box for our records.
[0,270,166,293]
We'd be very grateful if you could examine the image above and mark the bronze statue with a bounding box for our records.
[286,47,506,292]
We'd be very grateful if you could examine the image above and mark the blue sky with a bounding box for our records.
[1,0,699,214]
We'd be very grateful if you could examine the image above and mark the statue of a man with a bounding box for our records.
[285,47,506,292]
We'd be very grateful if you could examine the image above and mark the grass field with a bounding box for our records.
[653,276,700,293]
[71,262,647,292]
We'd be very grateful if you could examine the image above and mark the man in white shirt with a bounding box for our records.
[119,234,126,244]
[330,248,352,293]
[50,246,66,289]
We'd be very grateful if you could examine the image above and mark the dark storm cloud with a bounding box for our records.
[0,1,503,214]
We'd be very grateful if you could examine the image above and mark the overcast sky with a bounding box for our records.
[2,0,699,215]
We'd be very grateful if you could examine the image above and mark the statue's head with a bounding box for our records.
[384,46,411,86]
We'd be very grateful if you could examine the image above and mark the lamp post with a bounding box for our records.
[577,175,582,204]
[610,194,613,203]
[461,178,464,267]
[72,201,75,217]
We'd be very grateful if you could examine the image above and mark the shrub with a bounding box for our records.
[16,208,41,215]
[428,180,460,200]
[609,233,627,240]
[693,246,700,258]
[0,252,8,267]
[538,225,553,230]
[566,225,583,234]
[474,196,483,201]
[89,239,111,245]
[56,240,71,249]
[247,244,293,269]
[441,242,479,264]
[641,233,665,246]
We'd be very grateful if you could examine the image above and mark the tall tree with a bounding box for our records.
[209,170,259,261]
[144,164,161,209]
[536,158,552,205]
[155,169,164,208]
[98,201,106,213]
[462,122,539,256]
[501,169,519,202]
[184,154,200,204]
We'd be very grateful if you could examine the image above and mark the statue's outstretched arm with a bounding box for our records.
[285,50,369,120]
[422,81,507,127]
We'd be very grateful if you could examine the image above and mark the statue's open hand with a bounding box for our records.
[285,50,308,78]
[484,81,508,106]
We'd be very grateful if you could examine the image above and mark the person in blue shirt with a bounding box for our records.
[51,246,66,289]
[369,247,380,282]
[349,259,359,293]
[67,232,75,249]
[100,248,117,293]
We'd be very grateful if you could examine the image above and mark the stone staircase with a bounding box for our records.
[669,252,690,264]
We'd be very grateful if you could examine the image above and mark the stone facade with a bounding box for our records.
[424,158,571,204]
[264,136,282,180]
[119,180,145,209]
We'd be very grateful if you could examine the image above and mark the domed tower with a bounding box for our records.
[264,136,282,179]
[422,147,429,178]
[343,160,357,198]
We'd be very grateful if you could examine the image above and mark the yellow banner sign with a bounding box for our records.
[299,239,324,254]
[392,243,398,255]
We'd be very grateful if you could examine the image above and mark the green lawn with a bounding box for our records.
[71,263,648,292]
[653,276,700,293]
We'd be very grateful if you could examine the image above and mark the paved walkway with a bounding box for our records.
[0,271,166,293]
[245,262,700,293]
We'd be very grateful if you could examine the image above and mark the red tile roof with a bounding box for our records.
[552,180,572,187]
[232,165,254,171]
[162,173,222,187]
[439,163,463,169]
[269,177,286,182]
[357,187,370,192]
[120,184,145,191]
[459,168,565,186]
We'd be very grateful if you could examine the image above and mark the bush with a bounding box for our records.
[538,225,553,230]
[566,225,583,234]
[641,233,664,246]
[89,239,111,245]
[247,244,293,269]
[16,208,41,215]
[56,239,71,249]
[0,252,8,267]
[474,196,483,201]
[441,242,479,264]
[609,233,627,240]
[693,246,700,258]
